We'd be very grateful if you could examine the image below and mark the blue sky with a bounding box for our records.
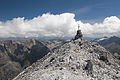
[0,0,120,38]
[0,0,120,22]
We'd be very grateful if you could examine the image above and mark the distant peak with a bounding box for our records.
[103,36,108,38]
[111,36,118,38]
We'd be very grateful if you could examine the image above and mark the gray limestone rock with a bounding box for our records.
[13,39,120,80]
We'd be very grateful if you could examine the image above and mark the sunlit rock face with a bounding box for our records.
[13,38,120,80]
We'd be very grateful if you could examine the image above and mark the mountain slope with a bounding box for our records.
[0,39,50,80]
[93,36,120,55]
[13,38,120,80]
[99,36,120,46]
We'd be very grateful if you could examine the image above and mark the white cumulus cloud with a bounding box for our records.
[0,13,120,38]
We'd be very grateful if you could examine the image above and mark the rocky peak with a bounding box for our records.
[74,25,83,40]
[13,37,120,80]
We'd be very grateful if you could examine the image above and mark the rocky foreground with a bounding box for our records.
[13,38,120,80]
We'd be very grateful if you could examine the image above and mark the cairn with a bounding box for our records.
[74,24,83,40]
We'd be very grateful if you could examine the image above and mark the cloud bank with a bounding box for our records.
[0,13,120,38]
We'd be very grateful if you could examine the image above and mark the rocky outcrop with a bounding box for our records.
[92,36,120,55]
[13,38,120,80]
[74,30,83,40]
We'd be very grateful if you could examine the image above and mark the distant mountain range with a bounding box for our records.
[1,36,120,55]
[0,40,50,80]
[0,36,96,41]
[92,36,120,55]
[0,37,72,40]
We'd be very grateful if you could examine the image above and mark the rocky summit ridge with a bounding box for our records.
[13,29,120,80]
